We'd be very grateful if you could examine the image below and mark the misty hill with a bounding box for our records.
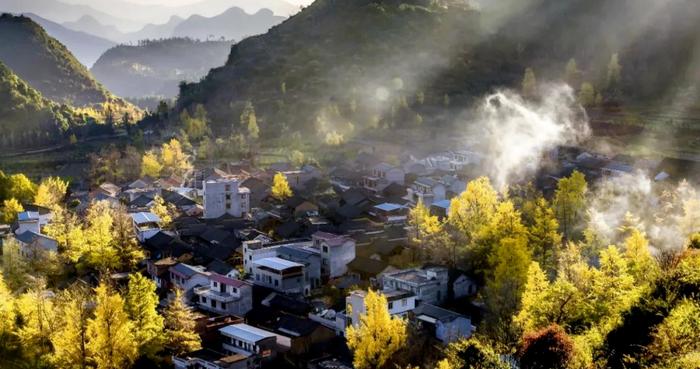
[0,14,140,116]
[63,15,125,43]
[0,61,81,148]
[25,13,116,67]
[91,38,233,98]
[172,7,285,41]
[0,0,142,31]
[175,0,700,138]
[125,16,185,43]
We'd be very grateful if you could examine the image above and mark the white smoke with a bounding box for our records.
[475,83,590,188]
[586,172,700,252]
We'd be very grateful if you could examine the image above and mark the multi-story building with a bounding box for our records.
[169,263,210,297]
[242,239,321,295]
[203,178,250,219]
[195,273,253,316]
[311,232,356,279]
[362,163,405,192]
[130,212,162,242]
[381,266,449,305]
[338,289,416,335]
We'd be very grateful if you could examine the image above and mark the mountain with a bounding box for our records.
[175,0,700,138]
[0,61,81,148]
[63,15,125,43]
[125,16,185,43]
[91,38,232,98]
[0,14,140,115]
[25,13,116,67]
[0,0,142,31]
[172,7,285,41]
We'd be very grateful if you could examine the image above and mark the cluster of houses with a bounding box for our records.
[7,144,695,369]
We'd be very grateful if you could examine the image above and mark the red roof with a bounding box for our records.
[209,273,247,288]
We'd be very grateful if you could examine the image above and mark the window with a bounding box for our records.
[221,303,226,310]
[225,194,231,200]
[201,297,207,303]
[225,185,231,192]
[402,298,407,307]
[211,300,216,308]
[213,281,218,287]
[322,246,328,253]
[388,301,393,309]
[232,287,238,294]
[274,280,279,287]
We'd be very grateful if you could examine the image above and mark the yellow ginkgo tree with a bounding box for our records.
[346,290,407,369]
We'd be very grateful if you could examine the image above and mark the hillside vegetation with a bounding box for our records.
[175,0,700,141]
[0,14,140,118]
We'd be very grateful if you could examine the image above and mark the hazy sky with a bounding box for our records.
[119,0,313,5]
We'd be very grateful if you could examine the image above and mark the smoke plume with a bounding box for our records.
[475,83,590,188]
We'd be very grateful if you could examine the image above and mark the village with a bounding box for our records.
[1,139,697,369]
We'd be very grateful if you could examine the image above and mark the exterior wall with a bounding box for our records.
[196,284,253,316]
[16,220,40,235]
[252,265,308,295]
[436,317,473,344]
[382,268,449,305]
[345,292,416,331]
[243,240,318,293]
[171,272,210,297]
[204,179,250,219]
[385,167,405,185]
[221,335,277,361]
[453,275,477,298]
[319,240,355,279]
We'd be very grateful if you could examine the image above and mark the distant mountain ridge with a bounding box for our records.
[24,13,116,67]
[172,7,285,41]
[91,38,233,98]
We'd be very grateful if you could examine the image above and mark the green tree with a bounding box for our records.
[346,290,408,369]
[241,101,259,140]
[87,283,138,369]
[522,67,537,97]
[578,82,596,107]
[271,172,293,201]
[553,171,587,241]
[164,288,201,355]
[443,338,510,369]
[125,273,164,357]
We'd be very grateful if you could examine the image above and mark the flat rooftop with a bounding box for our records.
[219,323,276,343]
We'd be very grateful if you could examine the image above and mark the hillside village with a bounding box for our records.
[3,137,697,369]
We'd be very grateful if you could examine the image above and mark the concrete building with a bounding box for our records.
[195,273,253,316]
[169,263,210,297]
[243,239,321,295]
[130,212,161,242]
[251,257,309,296]
[381,266,449,305]
[204,178,250,219]
[311,232,356,279]
[339,289,416,335]
[413,304,474,344]
[219,324,278,366]
[362,163,405,192]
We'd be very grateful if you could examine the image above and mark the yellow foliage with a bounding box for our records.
[271,172,293,201]
[141,150,162,178]
[1,197,24,224]
[87,283,138,369]
[346,290,407,369]
[34,177,69,208]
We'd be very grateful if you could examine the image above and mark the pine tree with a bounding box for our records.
[163,288,201,356]
[346,290,407,369]
[564,58,580,87]
[271,172,293,201]
[125,273,164,357]
[110,207,145,271]
[87,283,138,369]
[578,82,596,107]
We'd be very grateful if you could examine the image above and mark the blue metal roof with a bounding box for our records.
[253,257,303,271]
[17,211,40,222]
[219,324,276,343]
[130,212,161,224]
[374,203,402,212]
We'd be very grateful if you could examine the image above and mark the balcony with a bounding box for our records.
[194,286,239,303]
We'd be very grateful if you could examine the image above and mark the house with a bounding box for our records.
[169,263,210,297]
[241,177,269,208]
[430,199,451,219]
[203,178,251,219]
[14,230,58,258]
[173,349,250,369]
[130,212,161,242]
[194,273,253,316]
[96,182,121,198]
[219,324,278,365]
[15,204,53,234]
[346,256,395,283]
[381,266,449,305]
[412,304,474,344]
[286,197,319,219]
[406,177,446,207]
[281,165,322,190]
[147,257,178,289]
[272,315,335,356]
[127,177,154,190]
[339,289,416,335]
[311,232,356,279]
[251,257,310,296]
[362,163,405,192]
[370,203,407,223]
[453,274,478,298]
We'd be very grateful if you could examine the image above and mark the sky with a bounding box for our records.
[119,0,313,5]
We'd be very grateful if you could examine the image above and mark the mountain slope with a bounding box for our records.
[91,38,233,98]
[0,13,139,118]
[0,61,80,148]
[175,0,700,138]
[25,13,116,67]
[172,7,285,41]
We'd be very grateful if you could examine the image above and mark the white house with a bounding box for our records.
[405,177,446,207]
[413,304,474,344]
[169,263,210,297]
[242,239,321,294]
[219,324,278,365]
[14,230,58,258]
[203,178,250,219]
[195,273,253,316]
[362,163,405,192]
[15,208,52,235]
[130,212,161,242]
[311,232,356,279]
[381,266,449,305]
[251,257,310,296]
